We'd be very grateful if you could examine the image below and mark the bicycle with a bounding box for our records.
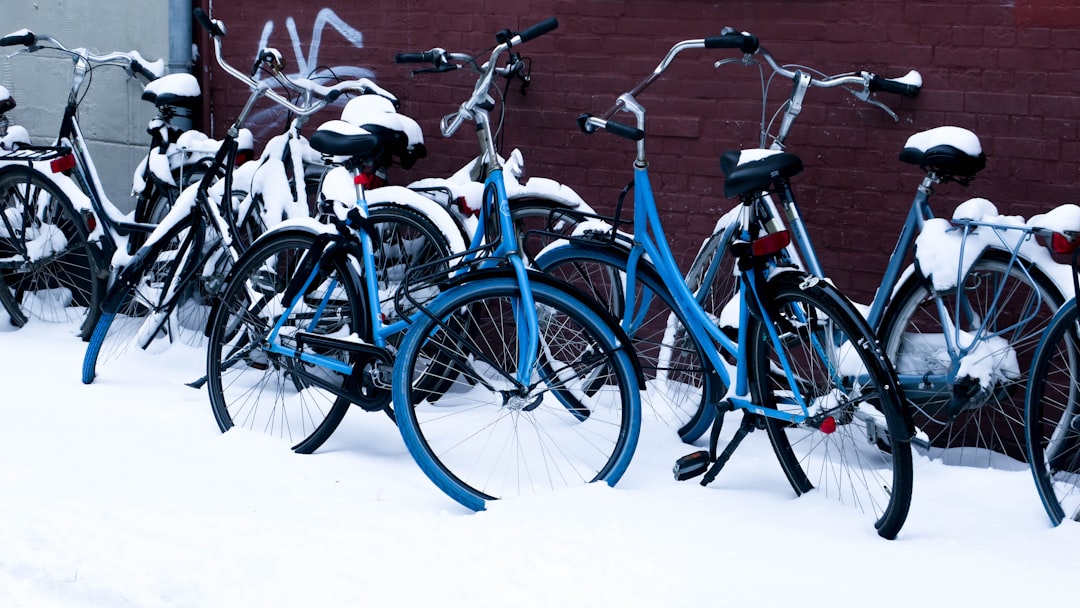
[1025,205,1080,525]
[394,49,595,261]
[0,30,182,336]
[673,47,1068,467]
[536,31,913,538]
[78,9,441,384]
[205,16,643,511]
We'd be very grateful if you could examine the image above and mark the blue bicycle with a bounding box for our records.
[205,17,643,510]
[535,31,913,538]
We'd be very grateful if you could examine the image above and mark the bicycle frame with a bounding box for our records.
[259,36,547,390]
[742,159,1054,396]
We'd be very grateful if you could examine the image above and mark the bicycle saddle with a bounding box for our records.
[339,94,426,168]
[720,149,804,198]
[0,85,14,114]
[141,73,201,110]
[899,126,986,180]
[310,119,388,161]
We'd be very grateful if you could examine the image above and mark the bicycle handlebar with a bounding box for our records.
[704,29,760,53]
[0,29,36,47]
[869,72,921,98]
[395,17,558,137]
[577,113,645,141]
[193,8,390,118]
[515,17,559,45]
[0,27,165,81]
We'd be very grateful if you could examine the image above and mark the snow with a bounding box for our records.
[0,315,1076,607]
[142,73,200,99]
[891,69,923,87]
[903,126,982,157]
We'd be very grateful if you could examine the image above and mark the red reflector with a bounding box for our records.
[1051,232,1080,255]
[752,230,790,257]
[353,172,386,189]
[819,416,837,434]
[50,154,76,174]
[83,211,97,233]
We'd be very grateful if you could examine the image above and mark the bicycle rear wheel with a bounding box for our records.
[392,273,641,511]
[206,207,455,452]
[81,215,215,383]
[206,228,364,453]
[535,242,720,442]
[747,271,913,539]
[1024,299,1080,526]
[880,249,1063,465]
[0,165,103,336]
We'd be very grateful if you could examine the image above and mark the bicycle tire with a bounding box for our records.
[0,164,104,337]
[535,242,720,443]
[81,214,214,383]
[509,198,586,261]
[206,206,456,451]
[1024,299,1080,526]
[880,248,1063,465]
[392,273,641,511]
[205,228,364,453]
[747,271,914,539]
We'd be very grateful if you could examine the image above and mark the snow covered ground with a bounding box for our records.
[0,313,1076,607]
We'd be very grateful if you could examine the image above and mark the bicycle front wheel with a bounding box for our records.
[747,271,913,539]
[393,274,641,511]
[205,228,364,453]
[81,215,213,383]
[1025,299,1080,525]
[0,165,104,336]
[880,249,1063,465]
[535,242,720,443]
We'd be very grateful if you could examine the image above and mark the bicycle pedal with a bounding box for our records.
[673,450,711,481]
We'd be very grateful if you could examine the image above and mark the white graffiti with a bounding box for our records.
[257,9,372,81]
[247,9,376,137]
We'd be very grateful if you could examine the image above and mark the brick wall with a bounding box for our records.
[197,0,1080,301]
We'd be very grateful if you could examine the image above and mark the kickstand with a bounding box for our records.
[700,413,758,487]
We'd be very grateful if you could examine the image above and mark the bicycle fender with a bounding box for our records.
[364,185,467,254]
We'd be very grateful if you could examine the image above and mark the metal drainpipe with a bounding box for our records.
[168,0,194,130]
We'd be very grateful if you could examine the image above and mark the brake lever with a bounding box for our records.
[411,64,460,76]
[5,45,38,60]
[848,87,899,122]
[714,54,759,70]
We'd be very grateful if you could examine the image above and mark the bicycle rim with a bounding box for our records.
[81,217,212,382]
[206,229,364,453]
[881,250,1063,466]
[393,276,641,511]
[536,243,719,442]
[749,272,913,539]
[0,165,103,335]
[1025,300,1080,525]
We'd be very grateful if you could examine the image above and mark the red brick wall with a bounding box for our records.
[197,0,1080,301]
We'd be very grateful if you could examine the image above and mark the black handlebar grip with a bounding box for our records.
[704,32,759,54]
[193,8,225,37]
[605,119,646,141]
[324,89,343,104]
[395,51,435,64]
[517,17,559,44]
[131,61,157,81]
[578,113,645,141]
[869,74,921,98]
[0,31,36,47]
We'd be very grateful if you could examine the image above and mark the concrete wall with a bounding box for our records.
[0,0,170,213]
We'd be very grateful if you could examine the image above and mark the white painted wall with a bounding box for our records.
[0,0,170,212]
